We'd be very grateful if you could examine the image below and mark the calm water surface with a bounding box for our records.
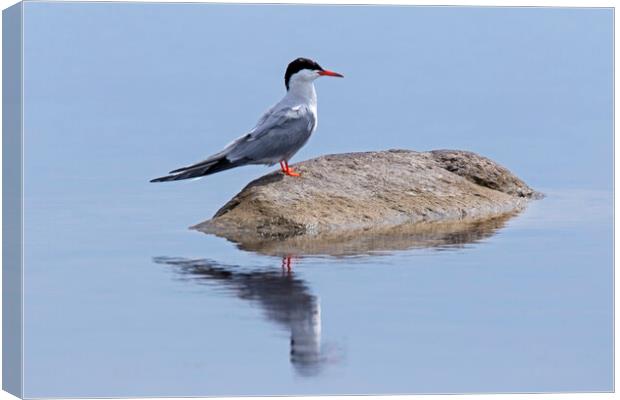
[21,3,612,397]
[24,187,612,397]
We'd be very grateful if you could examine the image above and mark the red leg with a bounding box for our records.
[286,255,293,272]
[283,161,301,177]
[281,255,293,274]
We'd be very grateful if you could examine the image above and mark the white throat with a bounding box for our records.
[286,79,317,107]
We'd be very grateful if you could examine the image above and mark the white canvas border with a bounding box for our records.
[0,1,614,399]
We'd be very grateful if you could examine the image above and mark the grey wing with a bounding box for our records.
[226,106,316,165]
[164,106,282,174]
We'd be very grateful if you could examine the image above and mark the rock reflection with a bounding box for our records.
[153,256,327,376]
[195,212,520,257]
[159,213,521,376]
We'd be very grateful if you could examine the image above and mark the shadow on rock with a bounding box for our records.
[153,256,335,376]
[196,211,520,257]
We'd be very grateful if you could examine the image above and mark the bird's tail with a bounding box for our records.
[150,157,239,182]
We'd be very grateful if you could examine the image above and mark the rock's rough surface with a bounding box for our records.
[192,150,539,245]
[429,150,536,198]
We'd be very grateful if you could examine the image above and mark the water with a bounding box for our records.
[19,3,612,397]
[23,188,613,397]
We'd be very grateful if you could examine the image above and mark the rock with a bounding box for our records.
[429,150,537,198]
[192,149,540,250]
[202,212,519,257]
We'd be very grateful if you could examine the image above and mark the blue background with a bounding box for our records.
[24,3,613,197]
[21,3,613,397]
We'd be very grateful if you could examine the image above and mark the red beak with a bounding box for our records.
[318,69,344,78]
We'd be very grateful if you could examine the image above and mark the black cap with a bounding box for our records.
[284,58,324,90]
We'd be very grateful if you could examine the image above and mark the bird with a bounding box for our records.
[150,57,343,182]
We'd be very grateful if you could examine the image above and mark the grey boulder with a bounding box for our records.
[192,149,540,255]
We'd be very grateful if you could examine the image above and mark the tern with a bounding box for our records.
[150,57,343,182]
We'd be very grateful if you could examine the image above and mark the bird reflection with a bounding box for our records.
[153,256,327,376]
